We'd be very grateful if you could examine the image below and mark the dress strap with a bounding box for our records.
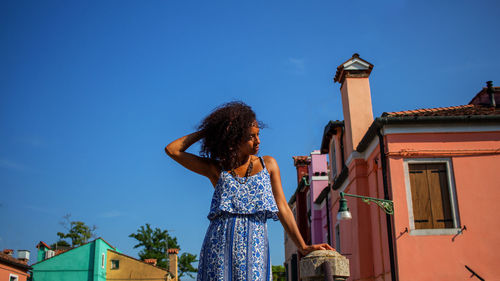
[259,156,266,169]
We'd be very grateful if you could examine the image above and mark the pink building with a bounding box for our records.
[284,151,330,281]
[284,156,310,281]
[287,54,500,281]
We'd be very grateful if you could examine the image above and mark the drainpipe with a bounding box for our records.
[325,190,332,246]
[340,127,346,168]
[377,130,398,281]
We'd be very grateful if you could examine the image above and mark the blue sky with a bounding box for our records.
[1,0,499,279]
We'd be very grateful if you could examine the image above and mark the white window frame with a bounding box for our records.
[9,274,19,281]
[101,253,105,269]
[403,158,461,235]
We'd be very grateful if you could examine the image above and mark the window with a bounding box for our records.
[9,274,18,281]
[101,253,105,269]
[111,259,120,269]
[404,159,460,235]
[329,139,337,179]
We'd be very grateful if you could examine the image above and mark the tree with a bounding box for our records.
[129,224,198,279]
[56,214,97,247]
[50,240,70,249]
[178,252,198,279]
[272,265,286,281]
[129,223,179,269]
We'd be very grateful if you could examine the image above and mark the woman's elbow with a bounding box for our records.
[164,144,177,157]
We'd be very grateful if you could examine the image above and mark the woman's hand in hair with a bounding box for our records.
[165,131,219,187]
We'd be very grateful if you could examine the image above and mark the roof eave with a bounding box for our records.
[357,115,500,152]
[320,121,344,154]
[314,185,331,204]
[0,255,32,271]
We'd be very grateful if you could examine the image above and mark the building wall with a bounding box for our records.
[308,152,329,245]
[330,130,500,281]
[37,247,48,263]
[93,239,114,281]
[32,239,114,281]
[386,131,500,280]
[284,202,298,281]
[32,242,93,281]
[334,157,382,281]
[0,263,29,281]
[106,250,168,281]
[330,140,396,281]
[168,253,178,281]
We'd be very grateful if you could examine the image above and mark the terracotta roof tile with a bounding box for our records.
[36,241,51,249]
[292,156,310,166]
[0,252,32,270]
[55,249,69,255]
[168,248,179,254]
[3,249,14,255]
[469,86,500,105]
[382,104,500,117]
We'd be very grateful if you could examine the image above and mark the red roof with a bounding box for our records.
[383,104,500,117]
[36,241,51,249]
[0,252,31,271]
[469,86,500,106]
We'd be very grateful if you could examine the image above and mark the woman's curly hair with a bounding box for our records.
[198,101,264,170]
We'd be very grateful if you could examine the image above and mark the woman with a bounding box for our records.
[165,102,333,280]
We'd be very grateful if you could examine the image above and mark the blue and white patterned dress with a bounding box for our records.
[197,157,279,281]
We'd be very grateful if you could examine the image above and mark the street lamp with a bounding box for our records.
[337,192,394,220]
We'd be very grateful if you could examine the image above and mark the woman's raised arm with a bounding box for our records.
[165,131,220,186]
[264,156,334,256]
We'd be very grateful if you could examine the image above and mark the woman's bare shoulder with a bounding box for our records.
[262,155,279,171]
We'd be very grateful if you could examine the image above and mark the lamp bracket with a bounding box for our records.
[341,192,394,215]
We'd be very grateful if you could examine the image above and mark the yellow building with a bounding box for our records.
[106,249,179,281]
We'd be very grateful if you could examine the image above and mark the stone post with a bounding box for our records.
[299,250,350,281]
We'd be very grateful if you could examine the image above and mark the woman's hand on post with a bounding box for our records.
[299,243,335,256]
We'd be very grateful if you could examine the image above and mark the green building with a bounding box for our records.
[32,238,117,281]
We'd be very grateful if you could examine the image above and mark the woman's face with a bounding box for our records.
[239,125,260,156]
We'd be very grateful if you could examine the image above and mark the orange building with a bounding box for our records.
[295,54,500,281]
[0,249,31,281]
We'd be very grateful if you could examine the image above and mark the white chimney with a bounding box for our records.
[17,250,30,262]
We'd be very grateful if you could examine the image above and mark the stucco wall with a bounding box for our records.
[0,263,30,281]
[334,130,500,281]
[309,153,329,244]
[31,239,115,281]
[106,250,168,281]
[387,131,500,280]
[32,242,94,281]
